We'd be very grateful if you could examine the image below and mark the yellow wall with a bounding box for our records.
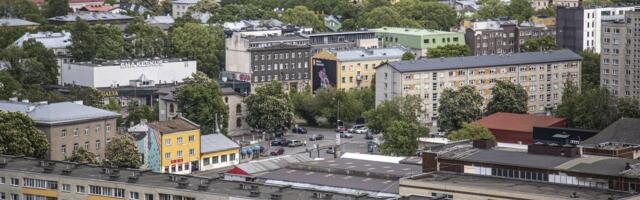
[87,195,123,200]
[21,188,58,198]
[161,129,201,168]
[337,59,399,90]
[201,148,240,159]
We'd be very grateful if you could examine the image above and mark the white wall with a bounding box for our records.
[62,60,197,88]
[583,6,637,53]
[200,152,240,171]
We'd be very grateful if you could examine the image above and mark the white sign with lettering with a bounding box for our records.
[120,60,162,69]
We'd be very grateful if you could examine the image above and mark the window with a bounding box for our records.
[229,154,236,161]
[177,150,183,158]
[95,126,100,135]
[23,178,57,189]
[95,140,101,150]
[61,145,66,154]
[89,185,125,198]
[221,154,228,162]
[165,153,171,159]
[0,177,4,184]
[10,178,18,186]
[130,192,140,200]
[177,137,183,144]
[61,129,67,137]
[73,128,78,136]
[203,157,210,165]
[189,135,195,143]
[212,156,219,164]
[85,142,90,150]
[189,148,194,156]
[62,184,70,192]
[165,139,171,146]
[85,128,89,135]
[73,143,79,151]
[77,185,85,193]
[145,194,154,200]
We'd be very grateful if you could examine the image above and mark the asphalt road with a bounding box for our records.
[262,127,377,159]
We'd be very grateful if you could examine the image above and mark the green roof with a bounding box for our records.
[371,27,455,36]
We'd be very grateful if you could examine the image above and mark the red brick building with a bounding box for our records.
[475,112,566,144]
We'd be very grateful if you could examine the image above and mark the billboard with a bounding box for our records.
[312,58,337,91]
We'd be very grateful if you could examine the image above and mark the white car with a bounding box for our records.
[355,127,369,134]
[348,125,365,133]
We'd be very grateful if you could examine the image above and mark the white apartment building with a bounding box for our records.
[375,50,582,125]
[171,0,197,19]
[62,58,196,88]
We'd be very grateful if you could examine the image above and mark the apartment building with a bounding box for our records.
[311,48,406,91]
[171,0,197,19]
[226,33,311,92]
[464,19,556,55]
[147,117,201,174]
[0,155,382,200]
[601,11,640,98]
[302,31,379,54]
[557,5,638,53]
[375,50,582,124]
[372,27,465,58]
[531,0,579,11]
[0,101,120,161]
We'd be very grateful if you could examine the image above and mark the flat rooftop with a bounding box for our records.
[0,155,383,200]
[260,168,400,194]
[371,27,458,36]
[404,172,633,199]
[69,58,193,67]
[294,158,422,178]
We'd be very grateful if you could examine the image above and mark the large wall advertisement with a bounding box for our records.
[312,58,337,91]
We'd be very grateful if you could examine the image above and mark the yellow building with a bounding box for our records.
[311,48,406,91]
[149,117,201,174]
[530,15,556,26]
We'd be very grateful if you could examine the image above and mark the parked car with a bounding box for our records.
[348,124,365,133]
[287,140,304,147]
[292,127,307,134]
[355,127,370,134]
[365,132,374,140]
[270,147,285,156]
[309,134,324,141]
[335,126,346,132]
[326,147,335,154]
[340,132,353,138]
[271,138,288,146]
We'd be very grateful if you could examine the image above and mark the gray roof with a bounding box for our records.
[334,48,406,62]
[0,101,120,125]
[172,0,198,4]
[145,15,174,24]
[237,154,312,175]
[13,31,72,49]
[190,12,211,24]
[383,49,582,72]
[201,133,240,153]
[247,35,308,43]
[0,18,39,27]
[581,118,640,145]
[459,149,575,169]
[48,12,133,22]
[260,169,400,194]
[223,19,284,31]
[298,158,421,178]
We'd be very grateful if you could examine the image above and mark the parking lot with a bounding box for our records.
[258,126,379,159]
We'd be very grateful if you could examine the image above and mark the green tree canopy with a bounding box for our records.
[0,27,27,49]
[394,0,457,30]
[438,85,484,132]
[244,81,294,133]
[70,19,97,62]
[508,0,534,22]
[171,23,224,78]
[0,111,49,158]
[125,17,172,58]
[475,0,508,20]
[556,81,620,130]
[94,25,128,60]
[364,95,423,133]
[290,86,319,126]
[427,44,472,58]
[281,6,325,31]
[521,35,557,52]
[65,85,103,108]
[356,6,421,29]
[105,134,141,168]
[174,72,228,134]
[66,148,98,164]
[448,123,495,141]
[380,120,428,156]
[206,4,277,23]
[124,102,158,127]
[486,80,528,115]
[0,0,45,23]
[313,88,367,125]
[401,52,415,60]
[0,71,21,99]
[618,97,640,118]
[580,51,600,88]
[43,0,70,18]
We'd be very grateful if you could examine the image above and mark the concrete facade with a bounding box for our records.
[601,20,629,97]
[41,118,118,161]
[372,27,465,58]
[171,0,197,19]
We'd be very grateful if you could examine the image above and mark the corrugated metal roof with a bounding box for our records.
[201,133,240,153]
[13,31,72,49]
[384,49,582,73]
[237,154,312,175]
[0,18,39,27]
[48,12,133,22]
[0,101,120,125]
[333,48,406,62]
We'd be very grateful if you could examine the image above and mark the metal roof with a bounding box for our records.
[48,12,133,22]
[236,154,312,175]
[261,169,400,194]
[383,49,582,73]
[0,18,39,27]
[0,101,120,125]
[371,27,455,36]
[13,31,72,49]
[201,133,240,154]
[581,118,640,145]
[333,48,406,62]
[145,16,174,24]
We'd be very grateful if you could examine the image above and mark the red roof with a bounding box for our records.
[80,5,113,12]
[226,167,250,176]
[475,112,566,133]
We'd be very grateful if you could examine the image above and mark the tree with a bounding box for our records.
[125,17,171,58]
[448,123,495,141]
[104,134,141,168]
[437,85,484,132]
[314,88,366,125]
[104,98,121,112]
[0,0,45,23]
[189,0,219,13]
[618,97,640,118]
[475,0,508,20]
[0,111,49,158]
[70,19,97,62]
[66,86,103,108]
[0,71,21,99]
[556,81,620,130]
[401,52,415,60]
[66,148,98,164]
[364,95,423,133]
[580,51,600,88]
[124,102,157,127]
[43,0,70,18]
[508,0,534,22]
[171,23,224,78]
[281,6,325,31]
[290,86,319,126]
[244,81,294,134]
[486,80,528,115]
[521,35,557,52]
[174,72,228,134]
[205,4,277,23]
[427,44,472,58]
[357,6,420,29]
[0,27,27,48]
[534,6,556,17]
[394,0,457,30]
[363,0,392,12]
[380,121,427,156]
[555,80,581,127]
[94,25,128,60]
[1,39,61,101]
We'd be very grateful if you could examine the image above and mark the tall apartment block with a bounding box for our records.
[225,32,311,92]
[601,11,640,98]
[375,50,582,125]
[463,19,556,56]
[557,5,638,53]
[372,27,465,58]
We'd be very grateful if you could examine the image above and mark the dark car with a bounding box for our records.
[365,132,374,140]
[270,147,285,156]
[309,134,324,141]
[271,138,288,146]
[292,127,307,134]
[326,146,335,154]
[287,140,304,147]
[340,132,353,138]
